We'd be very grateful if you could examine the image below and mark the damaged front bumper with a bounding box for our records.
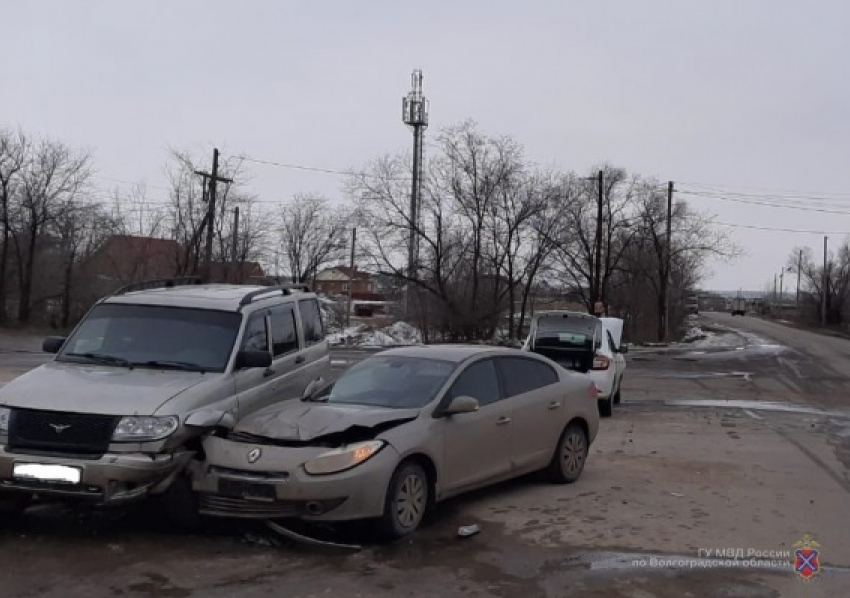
[193,435,400,521]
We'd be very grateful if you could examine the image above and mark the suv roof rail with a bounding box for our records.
[113,276,204,296]
[239,283,312,307]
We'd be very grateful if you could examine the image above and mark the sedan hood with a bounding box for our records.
[0,361,210,415]
[233,401,421,442]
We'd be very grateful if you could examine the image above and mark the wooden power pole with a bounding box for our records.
[194,148,233,282]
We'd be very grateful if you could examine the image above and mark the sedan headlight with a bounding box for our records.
[303,440,385,476]
[0,407,10,434]
[112,416,179,442]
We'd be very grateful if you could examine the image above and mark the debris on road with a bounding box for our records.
[670,492,685,498]
[265,520,362,552]
[457,524,481,538]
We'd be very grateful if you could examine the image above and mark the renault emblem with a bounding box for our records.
[247,448,262,464]
[49,423,72,434]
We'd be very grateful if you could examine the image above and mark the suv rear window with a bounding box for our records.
[299,299,324,345]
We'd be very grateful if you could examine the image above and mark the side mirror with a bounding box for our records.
[43,336,66,354]
[619,344,629,354]
[443,395,479,416]
[235,350,272,370]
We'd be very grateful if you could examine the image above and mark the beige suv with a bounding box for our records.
[0,278,330,522]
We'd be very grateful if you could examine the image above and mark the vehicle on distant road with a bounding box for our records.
[0,278,329,523]
[522,311,627,418]
[193,345,599,538]
[731,297,747,316]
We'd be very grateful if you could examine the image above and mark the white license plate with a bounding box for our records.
[12,463,82,485]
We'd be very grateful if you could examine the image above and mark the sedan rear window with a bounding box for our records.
[327,356,454,409]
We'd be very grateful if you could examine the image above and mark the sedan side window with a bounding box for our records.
[241,312,269,353]
[447,359,501,407]
[269,304,299,357]
[497,357,559,398]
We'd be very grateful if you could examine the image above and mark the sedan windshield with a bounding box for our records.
[325,355,455,409]
[57,303,241,373]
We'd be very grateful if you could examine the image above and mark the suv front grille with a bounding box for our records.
[8,408,119,457]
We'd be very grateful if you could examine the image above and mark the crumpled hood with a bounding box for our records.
[234,400,421,442]
[0,361,211,415]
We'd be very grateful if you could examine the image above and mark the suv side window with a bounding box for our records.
[269,304,299,357]
[299,299,324,345]
[241,311,269,352]
[497,357,559,397]
[447,359,501,407]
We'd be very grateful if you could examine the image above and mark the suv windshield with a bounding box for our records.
[57,303,241,373]
[323,356,454,409]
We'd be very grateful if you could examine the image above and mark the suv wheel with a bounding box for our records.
[0,493,31,522]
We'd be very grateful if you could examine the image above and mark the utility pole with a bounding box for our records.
[194,148,233,282]
[231,206,240,263]
[593,170,604,315]
[779,270,784,312]
[663,181,674,341]
[402,70,429,317]
[345,227,356,332]
[796,249,802,312]
[822,236,828,327]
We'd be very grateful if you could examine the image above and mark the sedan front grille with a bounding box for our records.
[8,408,119,457]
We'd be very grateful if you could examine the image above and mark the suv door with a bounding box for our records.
[295,298,330,397]
[231,309,274,418]
[266,302,310,403]
[439,358,511,493]
[495,356,563,470]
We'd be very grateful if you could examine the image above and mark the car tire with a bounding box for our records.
[378,462,429,539]
[598,394,613,418]
[613,383,622,405]
[159,474,203,532]
[547,422,589,484]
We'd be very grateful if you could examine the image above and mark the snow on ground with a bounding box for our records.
[327,321,422,347]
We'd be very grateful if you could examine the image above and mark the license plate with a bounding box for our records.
[12,463,82,485]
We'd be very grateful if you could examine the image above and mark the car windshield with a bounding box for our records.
[57,303,241,373]
[324,355,455,409]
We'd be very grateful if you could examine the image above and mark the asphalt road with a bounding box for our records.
[1,318,850,597]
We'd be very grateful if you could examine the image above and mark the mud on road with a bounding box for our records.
[1,315,850,597]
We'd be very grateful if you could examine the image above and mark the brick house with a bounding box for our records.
[313,266,377,296]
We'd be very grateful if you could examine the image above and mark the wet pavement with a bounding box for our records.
[2,314,850,597]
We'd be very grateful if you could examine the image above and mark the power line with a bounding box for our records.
[241,155,413,183]
[678,190,850,216]
[715,222,850,236]
[675,181,850,202]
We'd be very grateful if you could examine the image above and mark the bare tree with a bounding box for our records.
[0,129,29,323]
[276,194,348,284]
[8,137,92,323]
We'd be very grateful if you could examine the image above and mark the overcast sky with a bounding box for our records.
[2,1,849,292]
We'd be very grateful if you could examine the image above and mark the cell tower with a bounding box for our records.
[402,69,429,284]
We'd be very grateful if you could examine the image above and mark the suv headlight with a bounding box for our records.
[0,407,10,434]
[112,416,179,442]
[303,440,385,475]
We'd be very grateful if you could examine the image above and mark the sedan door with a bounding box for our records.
[495,356,565,472]
[439,358,512,493]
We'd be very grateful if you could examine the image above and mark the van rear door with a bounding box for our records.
[528,313,597,373]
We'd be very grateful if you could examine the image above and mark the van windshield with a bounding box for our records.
[57,304,241,373]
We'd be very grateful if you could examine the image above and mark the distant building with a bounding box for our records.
[314,266,377,296]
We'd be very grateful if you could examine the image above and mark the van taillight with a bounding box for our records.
[592,354,610,370]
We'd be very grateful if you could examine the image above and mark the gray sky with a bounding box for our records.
[2,0,849,292]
